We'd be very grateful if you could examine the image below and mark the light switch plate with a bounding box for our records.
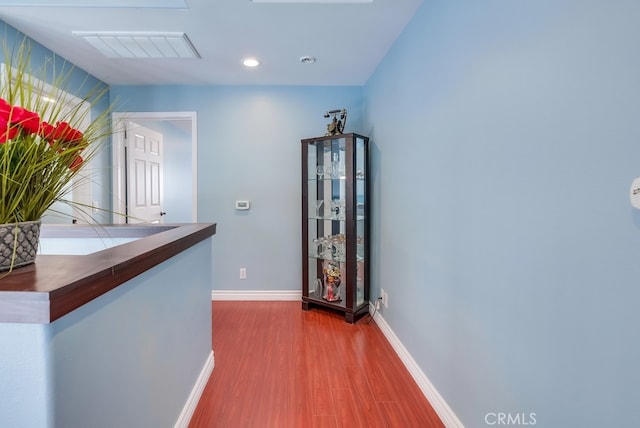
[235,200,250,210]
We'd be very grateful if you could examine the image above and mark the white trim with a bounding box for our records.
[111,119,126,222]
[211,290,302,301]
[370,308,464,428]
[111,111,198,223]
[174,350,214,428]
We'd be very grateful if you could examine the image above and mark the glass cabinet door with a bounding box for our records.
[354,136,367,308]
[302,133,369,323]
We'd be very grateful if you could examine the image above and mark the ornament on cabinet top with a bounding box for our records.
[324,108,347,136]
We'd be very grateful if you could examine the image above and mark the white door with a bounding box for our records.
[126,122,164,223]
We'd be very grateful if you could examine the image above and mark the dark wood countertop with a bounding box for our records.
[0,223,216,324]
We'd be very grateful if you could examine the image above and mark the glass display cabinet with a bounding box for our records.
[301,133,369,323]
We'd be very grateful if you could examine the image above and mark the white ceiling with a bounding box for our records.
[0,0,423,86]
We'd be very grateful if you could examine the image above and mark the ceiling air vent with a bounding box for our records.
[72,31,200,59]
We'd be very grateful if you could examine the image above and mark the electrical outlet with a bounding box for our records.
[381,289,388,308]
[239,268,247,279]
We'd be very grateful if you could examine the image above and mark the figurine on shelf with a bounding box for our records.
[322,261,342,302]
[324,108,347,136]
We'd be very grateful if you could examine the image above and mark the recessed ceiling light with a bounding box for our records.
[300,56,316,64]
[242,58,261,67]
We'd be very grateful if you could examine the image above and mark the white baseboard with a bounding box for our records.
[211,290,301,301]
[174,350,215,428]
[370,305,464,428]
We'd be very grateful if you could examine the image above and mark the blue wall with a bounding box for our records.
[51,240,213,427]
[0,238,213,427]
[110,85,363,294]
[364,0,640,426]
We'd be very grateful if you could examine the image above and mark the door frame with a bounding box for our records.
[111,111,198,223]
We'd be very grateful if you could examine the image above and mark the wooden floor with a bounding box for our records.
[189,301,443,428]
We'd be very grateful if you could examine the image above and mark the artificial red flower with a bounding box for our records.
[69,154,84,171]
[53,121,84,144]
[0,120,19,143]
[0,98,42,136]
[10,106,41,134]
[38,121,57,143]
[0,98,11,121]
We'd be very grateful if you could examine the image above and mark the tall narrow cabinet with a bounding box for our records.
[301,133,370,323]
